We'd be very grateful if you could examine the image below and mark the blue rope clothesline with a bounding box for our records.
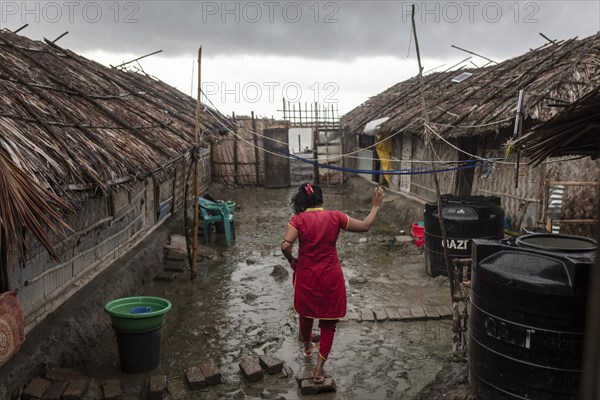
[286,152,484,175]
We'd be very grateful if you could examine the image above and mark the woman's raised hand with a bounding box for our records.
[372,186,385,208]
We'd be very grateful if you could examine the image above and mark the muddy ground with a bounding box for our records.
[0,177,468,399]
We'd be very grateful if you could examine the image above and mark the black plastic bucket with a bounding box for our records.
[114,322,164,374]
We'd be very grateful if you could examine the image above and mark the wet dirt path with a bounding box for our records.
[139,181,453,399]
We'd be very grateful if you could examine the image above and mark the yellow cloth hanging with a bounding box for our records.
[375,134,392,184]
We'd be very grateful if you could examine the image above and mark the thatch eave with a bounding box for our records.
[341,33,600,144]
[0,29,232,259]
[517,86,600,165]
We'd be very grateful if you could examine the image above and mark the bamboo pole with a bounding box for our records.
[513,89,524,189]
[410,5,452,291]
[411,5,461,358]
[313,102,320,184]
[190,47,202,280]
[252,111,260,185]
[546,180,600,186]
[233,112,239,185]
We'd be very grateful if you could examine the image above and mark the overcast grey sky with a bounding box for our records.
[2,1,599,117]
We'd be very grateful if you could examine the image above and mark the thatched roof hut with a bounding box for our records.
[342,33,600,138]
[340,33,600,236]
[0,30,230,258]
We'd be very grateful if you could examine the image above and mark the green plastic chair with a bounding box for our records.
[198,197,236,245]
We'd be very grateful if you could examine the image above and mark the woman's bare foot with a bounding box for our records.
[313,355,326,384]
[303,341,315,358]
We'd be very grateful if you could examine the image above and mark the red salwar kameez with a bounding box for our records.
[288,207,349,360]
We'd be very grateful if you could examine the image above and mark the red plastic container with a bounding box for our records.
[411,223,425,247]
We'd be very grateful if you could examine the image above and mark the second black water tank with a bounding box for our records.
[424,195,504,277]
[469,234,596,400]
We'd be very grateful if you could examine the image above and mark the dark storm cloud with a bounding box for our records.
[2,1,599,60]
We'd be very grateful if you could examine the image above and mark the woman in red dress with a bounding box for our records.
[281,183,385,383]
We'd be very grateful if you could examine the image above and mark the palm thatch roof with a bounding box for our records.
[516,86,600,165]
[0,30,231,258]
[341,33,600,139]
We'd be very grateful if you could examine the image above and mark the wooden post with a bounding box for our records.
[513,89,524,189]
[411,5,461,357]
[411,4,452,289]
[313,102,320,184]
[233,112,239,185]
[252,111,260,186]
[190,47,202,280]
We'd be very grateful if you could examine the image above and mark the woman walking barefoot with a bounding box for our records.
[280,183,385,383]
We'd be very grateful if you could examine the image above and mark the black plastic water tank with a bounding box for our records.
[469,234,597,400]
[424,195,504,277]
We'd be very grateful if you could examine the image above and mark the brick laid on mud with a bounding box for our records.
[373,309,388,322]
[149,375,167,400]
[397,307,413,320]
[164,263,187,273]
[239,357,264,382]
[41,380,68,400]
[154,272,178,281]
[167,377,190,400]
[423,306,441,319]
[295,366,332,384]
[185,367,207,390]
[62,379,90,400]
[411,307,427,320]
[385,308,401,321]
[164,249,187,261]
[102,379,121,400]
[299,378,337,395]
[345,311,361,322]
[121,381,142,396]
[120,388,142,400]
[199,359,223,386]
[360,309,376,322]
[22,377,51,400]
[259,354,284,374]
[437,305,453,318]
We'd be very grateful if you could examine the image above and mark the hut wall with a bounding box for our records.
[472,160,543,232]
[340,131,457,199]
[544,157,600,237]
[408,135,458,202]
[471,132,544,232]
[472,136,599,237]
[341,128,359,177]
[7,149,211,332]
[211,116,286,186]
